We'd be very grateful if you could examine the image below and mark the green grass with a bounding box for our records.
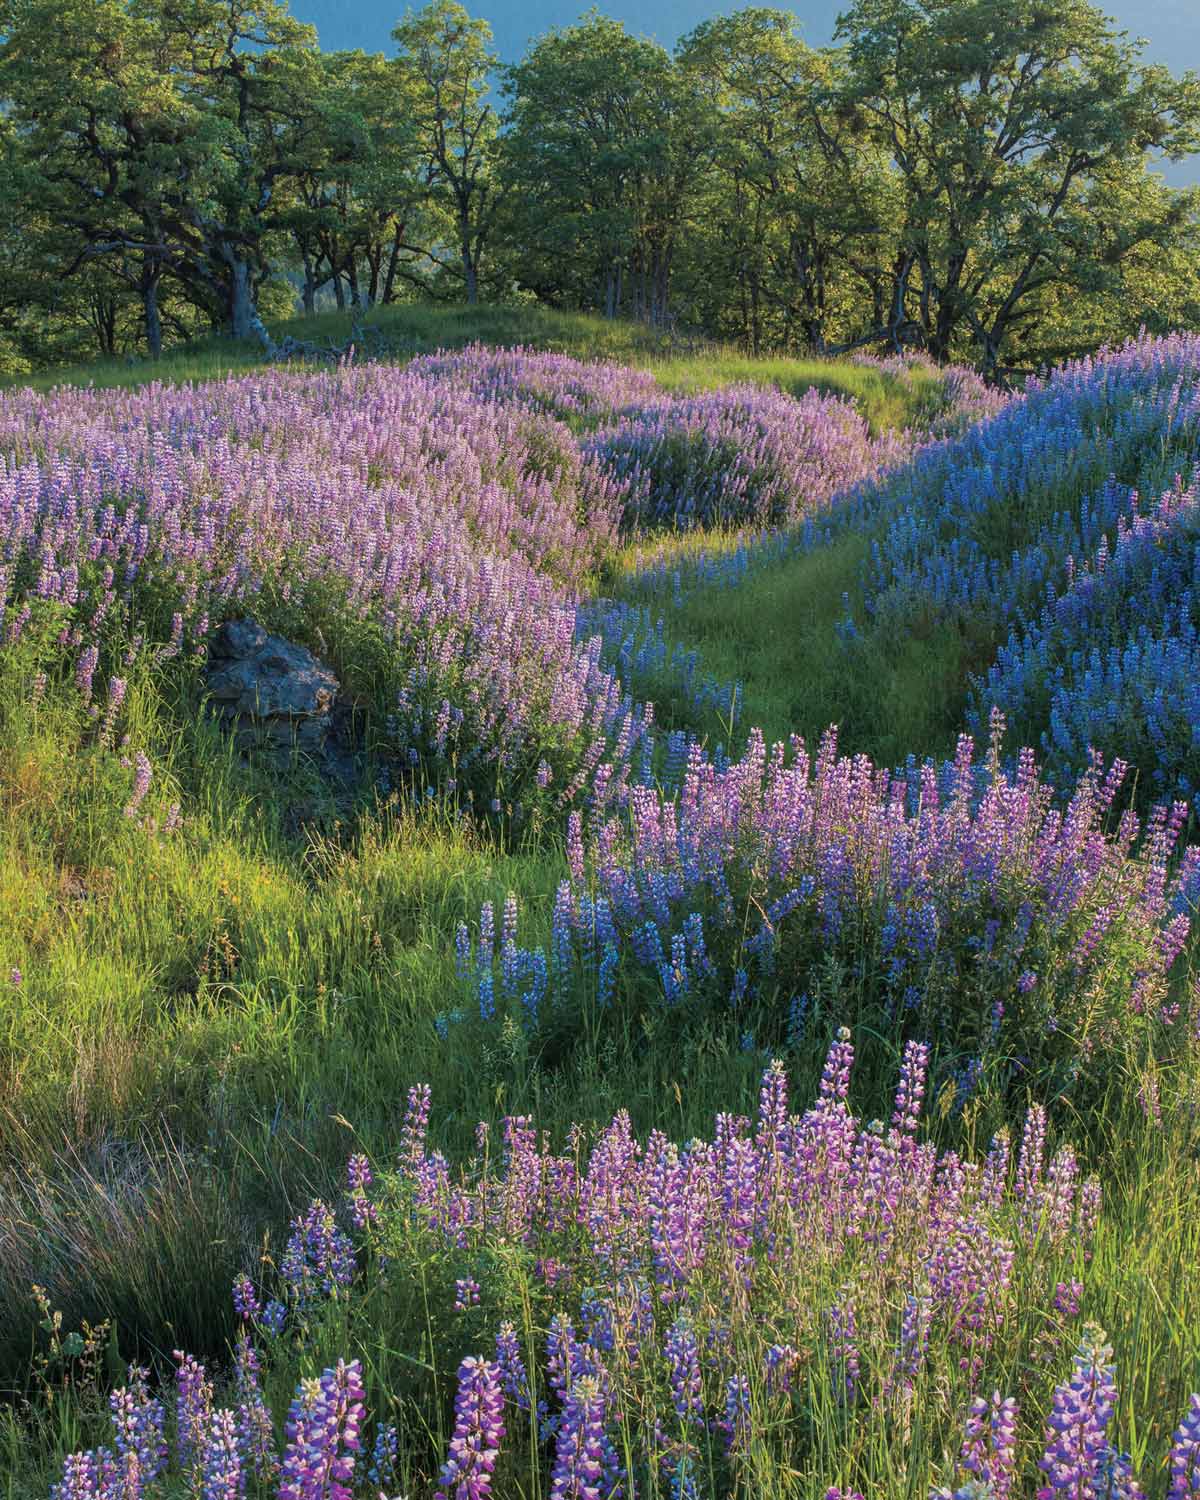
[0,302,948,436]
[651,351,947,436]
[601,530,974,761]
[0,303,683,393]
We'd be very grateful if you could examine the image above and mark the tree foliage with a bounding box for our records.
[0,0,1197,375]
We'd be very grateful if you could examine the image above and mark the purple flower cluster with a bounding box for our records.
[971,478,1200,813]
[548,1376,608,1499]
[470,719,1194,1076]
[51,1452,121,1500]
[394,1047,1095,1431]
[43,1054,1200,1500]
[947,1391,1020,1499]
[435,1356,505,1500]
[1036,1326,1134,1500]
[174,1351,213,1474]
[109,1366,167,1497]
[860,331,1200,640]
[585,381,908,532]
[278,1359,365,1500]
[279,1200,357,1307]
[408,344,661,424]
[0,359,649,812]
[200,1410,244,1500]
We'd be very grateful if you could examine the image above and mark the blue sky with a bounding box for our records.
[290,0,1200,185]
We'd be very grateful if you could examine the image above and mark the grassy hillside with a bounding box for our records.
[1,313,1198,1500]
[0,302,953,436]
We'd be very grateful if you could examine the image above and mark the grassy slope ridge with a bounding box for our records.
[0,302,946,436]
[0,308,1197,1499]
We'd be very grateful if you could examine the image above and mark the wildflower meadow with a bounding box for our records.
[2,317,1200,1499]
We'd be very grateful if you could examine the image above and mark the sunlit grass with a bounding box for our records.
[0,302,945,435]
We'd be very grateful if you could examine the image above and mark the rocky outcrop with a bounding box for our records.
[205,619,340,754]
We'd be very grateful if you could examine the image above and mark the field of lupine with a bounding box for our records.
[2,319,1200,1500]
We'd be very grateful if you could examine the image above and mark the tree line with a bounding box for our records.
[2,0,1199,379]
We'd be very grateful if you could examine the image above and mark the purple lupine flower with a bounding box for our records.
[367,1422,398,1492]
[567,812,585,883]
[200,1409,244,1500]
[260,1300,287,1336]
[99,676,127,745]
[51,1450,121,1500]
[455,922,473,982]
[110,1367,167,1495]
[764,1343,799,1394]
[892,1040,929,1135]
[346,1154,377,1230]
[548,1376,606,1500]
[75,645,99,706]
[757,1058,789,1149]
[959,1392,1019,1500]
[547,1316,590,1399]
[579,1291,615,1355]
[278,1359,364,1500]
[827,1298,861,1405]
[1036,1326,1123,1500]
[434,1356,505,1500]
[1170,1394,1200,1497]
[668,1456,701,1500]
[123,751,152,819]
[174,1351,213,1472]
[980,1129,1010,1208]
[1016,1103,1048,1234]
[721,1374,750,1453]
[401,1083,432,1170]
[233,1330,276,1480]
[819,1028,855,1106]
[231,1275,260,1322]
[891,1293,931,1392]
[495,1323,531,1413]
[279,1201,356,1306]
[454,1278,481,1312]
[502,892,519,948]
[663,1320,703,1426]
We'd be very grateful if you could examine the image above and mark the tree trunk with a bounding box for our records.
[218,248,270,349]
[302,254,317,317]
[651,249,671,330]
[382,223,405,305]
[142,271,163,359]
[228,257,256,340]
[92,297,118,358]
[346,254,362,309]
[604,263,618,320]
[334,274,346,311]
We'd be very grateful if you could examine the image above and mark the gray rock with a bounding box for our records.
[206,619,340,754]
